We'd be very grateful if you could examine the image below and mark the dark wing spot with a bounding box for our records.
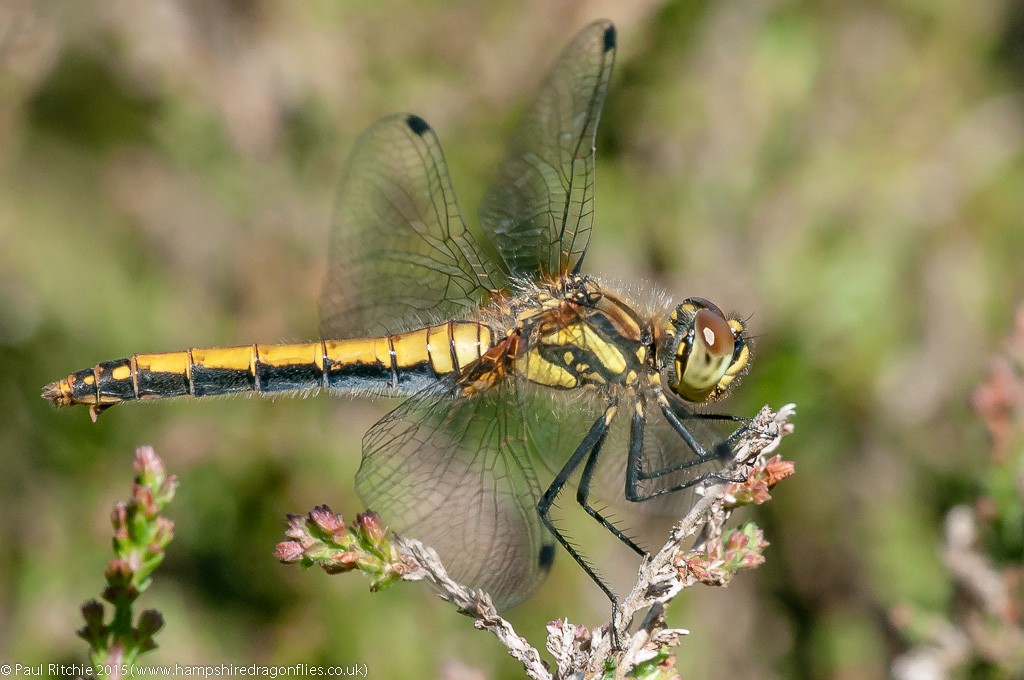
[713,440,734,462]
[405,114,431,136]
[538,542,556,571]
[603,24,617,51]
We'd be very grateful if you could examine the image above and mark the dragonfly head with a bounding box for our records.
[663,297,749,403]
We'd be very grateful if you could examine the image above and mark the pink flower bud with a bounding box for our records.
[274,540,305,562]
[309,505,346,536]
[133,446,164,480]
[356,511,386,543]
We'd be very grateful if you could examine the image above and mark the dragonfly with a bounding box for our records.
[44,20,751,623]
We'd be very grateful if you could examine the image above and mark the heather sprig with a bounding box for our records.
[276,505,411,591]
[79,446,177,677]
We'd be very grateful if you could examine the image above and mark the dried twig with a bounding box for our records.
[396,539,552,679]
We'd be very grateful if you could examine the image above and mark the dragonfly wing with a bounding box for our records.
[321,114,506,339]
[478,20,616,280]
[356,377,553,608]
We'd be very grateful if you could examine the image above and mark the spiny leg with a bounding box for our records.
[625,397,741,503]
[674,408,752,449]
[576,410,646,557]
[537,402,626,647]
[676,410,747,424]
[662,396,747,485]
[657,394,730,463]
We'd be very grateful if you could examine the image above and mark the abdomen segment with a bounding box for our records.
[42,321,493,420]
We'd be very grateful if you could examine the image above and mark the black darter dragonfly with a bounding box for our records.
[44,20,751,619]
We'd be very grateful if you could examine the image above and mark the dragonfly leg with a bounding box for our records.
[626,397,743,502]
[677,410,747,424]
[577,418,647,557]
[675,408,752,448]
[537,402,626,648]
[656,394,732,463]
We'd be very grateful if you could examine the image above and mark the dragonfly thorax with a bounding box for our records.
[506,277,648,392]
[662,297,749,403]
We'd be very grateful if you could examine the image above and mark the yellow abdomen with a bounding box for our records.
[42,321,493,420]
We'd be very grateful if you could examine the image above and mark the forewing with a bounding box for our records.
[478,20,616,280]
[356,377,552,608]
[321,114,505,338]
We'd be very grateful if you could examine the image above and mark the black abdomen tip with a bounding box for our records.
[602,24,616,52]
[406,114,431,135]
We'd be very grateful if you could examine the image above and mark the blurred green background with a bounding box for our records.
[2,0,1023,677]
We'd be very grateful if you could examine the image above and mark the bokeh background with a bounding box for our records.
[2,0,1023,678]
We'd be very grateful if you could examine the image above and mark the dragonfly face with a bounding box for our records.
[663,297,750,403]
[43,20,753,626]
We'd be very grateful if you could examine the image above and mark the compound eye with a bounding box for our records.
[670,306,739,403]
[693,308,733,360]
